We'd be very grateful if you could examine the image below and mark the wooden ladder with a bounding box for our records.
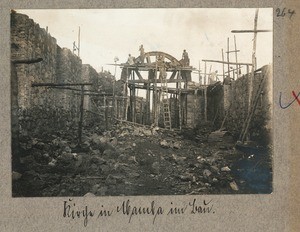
[161,75,171,129]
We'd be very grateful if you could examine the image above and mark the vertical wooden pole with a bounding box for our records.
[152,87,155,125]
[146,82,150,125]
[132,71,136,123]
[209,65,212,84]
[198,61,201,85]
[78,85,84,145]
[249,8,259,108]
[139,100,142,124]
[227,37,230,79]
[104,95,108,130]
[124,68,129,120]
[193,90,198,126]
[234,35,239,79]
[204,61,207,85]
[222,49,225,80]
[179,71,182,130]
[185,79,188,126]
[129,86,133,122]
[204,88,207,122]
[116,98,119,118]
[156,90,161,126]
[153,59,158,126]
[112,77,115,119]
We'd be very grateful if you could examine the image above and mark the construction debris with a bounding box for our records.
[14,121,270,196]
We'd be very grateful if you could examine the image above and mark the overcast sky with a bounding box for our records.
[18,8,272,81]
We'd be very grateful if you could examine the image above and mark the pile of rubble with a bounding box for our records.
[13,121,253,197]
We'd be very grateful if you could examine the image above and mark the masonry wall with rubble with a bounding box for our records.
[11,13,118,137]
[182,65,272,144]
[208,66,272,144]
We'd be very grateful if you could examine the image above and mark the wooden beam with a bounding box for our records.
[202,59,253,66]
[248,9,259,115]
[128,79,184,84]
[234,35,239,80]
[227,37,230,79]
[108,63,195,71]
[204,61,207,85]
[225,50,240,53]
[231,29,272,33]
[146,83,150,125]
[132,71,136,123]
[198,61,202,84]
[178,71,182,130]
[169,71,177,80]
[104,96,108,130]
[134,69,144,80]
[222,49,225,79]
[225,66,243,74]
[204,88,207,122]
[32,82,92,87]
[12,57,43,64]
[48,86,82,92]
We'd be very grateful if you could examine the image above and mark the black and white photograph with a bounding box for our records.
[11,8,273,197]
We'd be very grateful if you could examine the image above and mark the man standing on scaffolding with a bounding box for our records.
[182,49,190,66]
[127,54,135,65]
[139,44,145,64]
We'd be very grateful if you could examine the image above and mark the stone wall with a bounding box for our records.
[225,65,272,144]
[182,65,272,144]
[11,12,122,137]
[11,13,58,110]
[208,65,272,144]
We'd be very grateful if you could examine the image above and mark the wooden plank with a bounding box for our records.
[32,82,92,87]
[240,66,270,142]
[222,49,225,79]
[225,66,242,74]
[104,96,108,130]
[128,79,184,84]
[198,61,202,84]
[202,59,252,66]
[169,71,177,80]
[231,29,272,33]
[134,69,144,80]
[112,78,116,119]
[132,71,136,123]
[248,9,259,113]
[12,57,43,64]
[225,50,240,53]
[234,35,239,79]
[227,37,230,79]
[204,61,207,85]
[146,83,150,125]
[178,71,182,130]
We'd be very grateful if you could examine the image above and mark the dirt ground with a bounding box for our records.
[12,121,272,197]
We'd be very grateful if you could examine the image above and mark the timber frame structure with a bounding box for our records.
[118,51,200,130]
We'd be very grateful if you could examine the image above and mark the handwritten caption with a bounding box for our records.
[63,198,215,227]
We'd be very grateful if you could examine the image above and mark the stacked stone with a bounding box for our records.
[56,47,82,116]
[185,83,203,128]
[11,13,58,110]
[11,13,85,136]
[224,68,272,143]
[169,96,178,128]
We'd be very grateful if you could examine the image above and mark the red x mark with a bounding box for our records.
[292,91,300,105]
[279,91,300,109]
